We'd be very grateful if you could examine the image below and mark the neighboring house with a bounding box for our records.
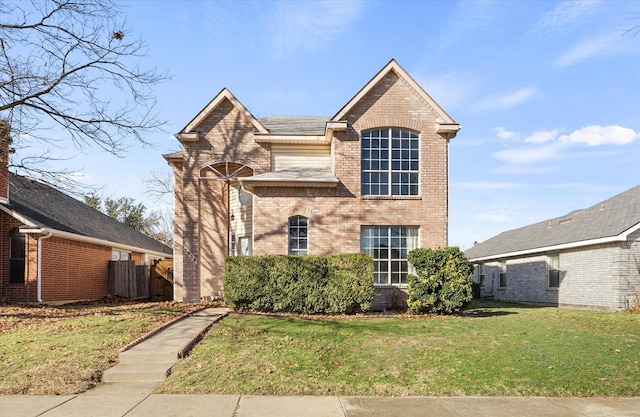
[465,186,640,311]
[165,59,460,310]
[0,157,172,303]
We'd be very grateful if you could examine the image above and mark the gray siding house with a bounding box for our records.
[465,186,640,311]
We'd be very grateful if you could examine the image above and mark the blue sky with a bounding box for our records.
[22,0,640,249]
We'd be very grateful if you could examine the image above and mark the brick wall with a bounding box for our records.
[473,239,639,310]
[175,72,452,306]
[39,237,111,302]
[2,208,147,303]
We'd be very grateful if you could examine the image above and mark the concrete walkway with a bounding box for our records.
[1,394,639,417]
[1,307,638,417]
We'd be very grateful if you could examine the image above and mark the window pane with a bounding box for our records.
[288,216,308,255]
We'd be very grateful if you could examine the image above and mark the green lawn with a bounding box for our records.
[158,301,640,397]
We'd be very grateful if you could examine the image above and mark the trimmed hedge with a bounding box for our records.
[224,253,374,314]
[406,246,473,314]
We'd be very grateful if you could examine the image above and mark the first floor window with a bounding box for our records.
[112,250,130,261]
[499,260,507,288]
[9,229,25,284]
[478,263,485,287]
[548,254,560,288]
[288,215,308,255]
[361,226,418,285]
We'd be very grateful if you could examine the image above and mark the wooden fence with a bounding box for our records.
[150,259,174,302]
[108,261,150,299]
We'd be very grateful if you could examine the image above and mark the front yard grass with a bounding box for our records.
[0,301,198,395]
[158,301,640,397]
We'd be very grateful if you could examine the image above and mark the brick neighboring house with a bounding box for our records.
[0,157,172,303]
[166,59,460,309]
[465,186,640,311]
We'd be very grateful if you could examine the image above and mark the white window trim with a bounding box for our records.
[361,128,420,197]
[361,225,419,286]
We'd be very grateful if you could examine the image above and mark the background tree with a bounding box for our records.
[0,0,167,189]
[85,194,172,245]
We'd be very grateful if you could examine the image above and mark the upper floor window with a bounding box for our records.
[9,229,25,284]
[361,128,419,196]
[288,215,308,255]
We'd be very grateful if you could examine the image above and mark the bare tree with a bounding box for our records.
[0,0,167,189]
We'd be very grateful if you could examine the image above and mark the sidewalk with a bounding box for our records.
[1,394,639,417]
[1,307,638,417]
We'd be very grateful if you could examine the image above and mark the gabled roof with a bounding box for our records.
[259,116,330,135]
[1,174,172,257]
[331,59,460,135]
[465,186,640,261]
[177,88,269,139]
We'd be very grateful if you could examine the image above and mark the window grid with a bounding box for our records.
[361,226,418,285]
[288,216,308,255]
[499,260,507,288]
[9,229,25,284]
[548,254,560,288]
[361,128,419,196]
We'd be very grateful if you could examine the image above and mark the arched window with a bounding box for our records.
[361,128,419,196]
[9,229,25,284]
[288,216,308,255]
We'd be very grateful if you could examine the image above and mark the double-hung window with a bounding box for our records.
[361,226,418,285]
[9,229,25,284]
[499,260,507,288]
[548,254,560,288]
[288,216,308,255]
[361,128,419,196]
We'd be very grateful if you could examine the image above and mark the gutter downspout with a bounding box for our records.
[37,231,52,303]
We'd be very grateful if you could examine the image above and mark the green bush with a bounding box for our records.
[406,246,473,314]
[224,253,374,314]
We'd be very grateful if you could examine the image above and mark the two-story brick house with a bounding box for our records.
[166,59,460,309]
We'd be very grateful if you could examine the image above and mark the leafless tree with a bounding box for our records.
[0,0,167,190]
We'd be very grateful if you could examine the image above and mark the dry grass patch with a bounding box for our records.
[0,300,214,395]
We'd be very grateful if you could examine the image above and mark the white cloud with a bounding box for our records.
[493,127,518,141]
[475,86,537,111]
[534,0,600,33]
[418,70,477,111]
[558,125,638,146]
[492,142,566,164]
[453,182,523,191]
[491,125,638,166]
[554,33,616,68]
[524,129,560,144]
[492,165,558,175]
[269,1,364,58]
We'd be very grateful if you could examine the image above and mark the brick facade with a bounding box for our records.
[1,207,152,304]
[170,61,458,308]
[472,235,640,311]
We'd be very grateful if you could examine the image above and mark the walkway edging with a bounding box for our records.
[120,307,209,353]
[177,312,228,358]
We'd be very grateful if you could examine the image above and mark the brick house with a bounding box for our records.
[465,186,640,311]
[0,129,172,303]
[166,59,460,309]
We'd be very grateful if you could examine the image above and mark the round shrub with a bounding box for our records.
[406,246,473,314]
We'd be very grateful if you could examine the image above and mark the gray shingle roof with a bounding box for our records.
[465,185,640,260]
[4,174,172,256]
[259,116,329,135]
[241,169,338,184]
